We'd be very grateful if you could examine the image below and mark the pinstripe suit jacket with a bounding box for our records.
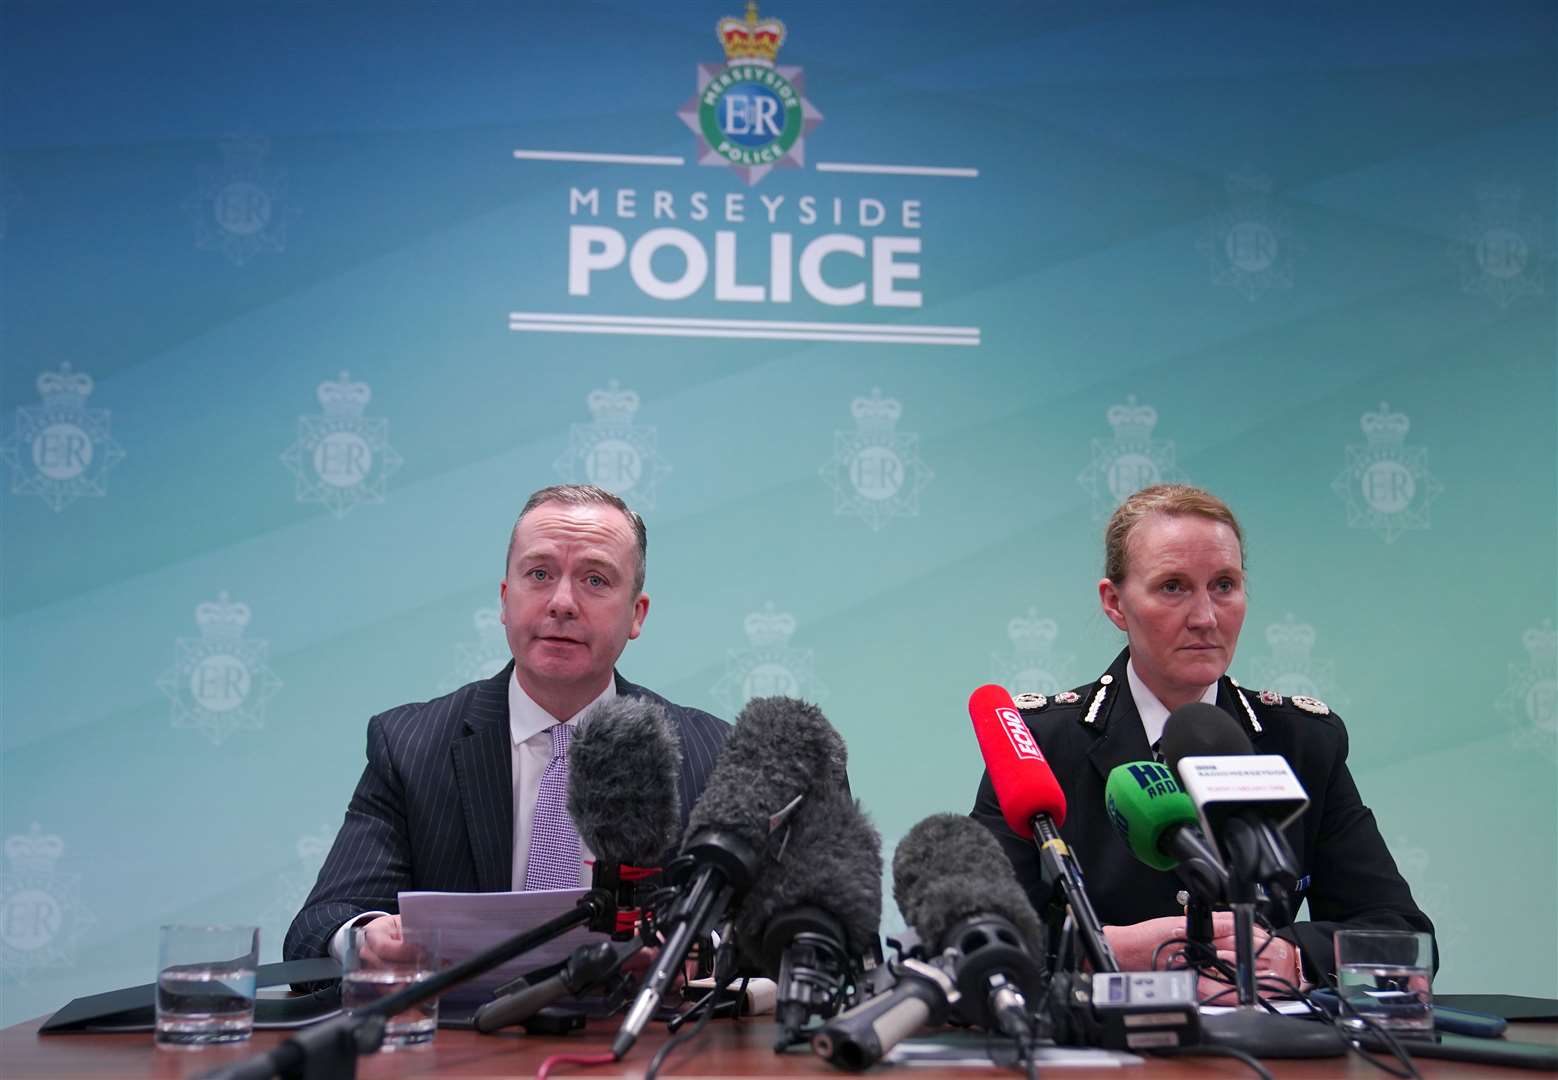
[283,664,729,961]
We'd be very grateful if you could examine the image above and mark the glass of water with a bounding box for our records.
[342,926,442,1049]
[1334,930,1433,1035]
[155,924,260,1048]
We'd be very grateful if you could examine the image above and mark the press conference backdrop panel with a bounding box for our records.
[1,0,1554,1024]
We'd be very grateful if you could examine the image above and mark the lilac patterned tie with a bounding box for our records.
[524,723,581,890]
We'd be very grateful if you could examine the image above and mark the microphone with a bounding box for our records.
[1159,704,1305,899]
[474,939,641,1033]
[734,789,882,1049]
[1104,761,1228,901]
[612,696,847,1060]
[968,684,1118,973]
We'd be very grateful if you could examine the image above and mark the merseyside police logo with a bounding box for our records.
[992,609,1075,697]
[0,824,97,983]
[257,825,336,942]
[1198,169,1300,300]
[712,602,829,710]
[443,606,511,692]
[821,389,933,532]
[281,372,404,518]
[1077,396,1188,520]
[0,363,125,512]
[554,381,671,509]
[1454,182,1545,309]
[1330,402,1443,543]
[1243,614,1349,714]
[1499,620,1556,759]
[157,592,283,745]
[678,2,823,186]
[187,134,293,266]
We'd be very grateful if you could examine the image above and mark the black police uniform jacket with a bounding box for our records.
[970,648,1434,981]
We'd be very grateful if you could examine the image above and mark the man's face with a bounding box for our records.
[1098,514,1247,706]
[501,503,648,701]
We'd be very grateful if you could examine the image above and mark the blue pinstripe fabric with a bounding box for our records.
[283,663,729,961]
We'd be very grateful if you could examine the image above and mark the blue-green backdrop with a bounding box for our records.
[2,0,1554,1025]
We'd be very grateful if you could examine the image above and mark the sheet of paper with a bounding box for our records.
[1200,999,1316,1016]
[886,1040,1143,1067]
[398,889,607,1005]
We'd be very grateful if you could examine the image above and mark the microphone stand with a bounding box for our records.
[198,877,655,1080]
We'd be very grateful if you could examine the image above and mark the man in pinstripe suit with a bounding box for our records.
[284,484,729,963]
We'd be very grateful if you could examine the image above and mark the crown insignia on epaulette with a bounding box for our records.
[1258,690,1283,706]
[1053,691,1081,704]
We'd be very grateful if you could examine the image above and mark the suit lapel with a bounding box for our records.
[1085,651,1156,784]
[451,664,515,893]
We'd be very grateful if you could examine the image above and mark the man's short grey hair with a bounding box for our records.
[506,484,648,594]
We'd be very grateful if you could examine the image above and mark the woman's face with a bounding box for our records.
[1098,513,1247,708]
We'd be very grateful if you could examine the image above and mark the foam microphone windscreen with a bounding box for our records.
[968,683,1067,838]
[1104,762,1200,872]
[567,696,683,867]
[683,695,848,854]
[733,789,882,971]
[1159,702,1252,781]
[891,813,1045,957]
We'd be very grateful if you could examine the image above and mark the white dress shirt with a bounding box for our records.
[1126,658,1219,752]
[328,672,611,960]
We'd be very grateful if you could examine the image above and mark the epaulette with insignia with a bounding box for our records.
[1291,695,1330,716]
[1012,692,1047,711]
[1053,691,1081,705]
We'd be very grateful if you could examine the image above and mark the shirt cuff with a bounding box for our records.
[328,911,390,962]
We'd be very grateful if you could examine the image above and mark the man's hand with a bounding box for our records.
[354,914,420,969]
[1101,913,1302,1000]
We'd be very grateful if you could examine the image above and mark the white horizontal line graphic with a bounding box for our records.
[508,313,979,346]
[513,149,685,166]
[814,162,979,178]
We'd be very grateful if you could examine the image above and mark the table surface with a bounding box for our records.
[3,1016,1555,1080]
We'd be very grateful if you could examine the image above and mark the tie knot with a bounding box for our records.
[549,722,572,760]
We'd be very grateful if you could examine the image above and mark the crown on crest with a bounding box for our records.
[1008,609,1058,652]
[1265,614,1316,660]
[36,363,94,407]
[473,606,503,635]
[1225,168,1274,199]
[1474,181,1522,221]
[718,1,786,64]
[851,388,902,434]
[1360,402,1410,445]
[6,823,64,871]
[1107,395,1158,441]
[1524,620,1556,673]
[219,133,270,172]
[196,591,252,638]
[744,602,796,648]
[317,371,372,416]
[588,380,640,424]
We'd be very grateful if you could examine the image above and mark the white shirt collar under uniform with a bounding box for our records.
[1126,659,1218,752]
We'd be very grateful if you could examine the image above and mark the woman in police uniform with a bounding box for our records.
[970,484,1433,987]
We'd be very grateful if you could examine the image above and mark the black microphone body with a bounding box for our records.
[474,938,641,1033]
[1030,813,1118,973]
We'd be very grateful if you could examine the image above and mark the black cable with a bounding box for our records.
[1151,1044,1275,1080]
[642,943,736,1080]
